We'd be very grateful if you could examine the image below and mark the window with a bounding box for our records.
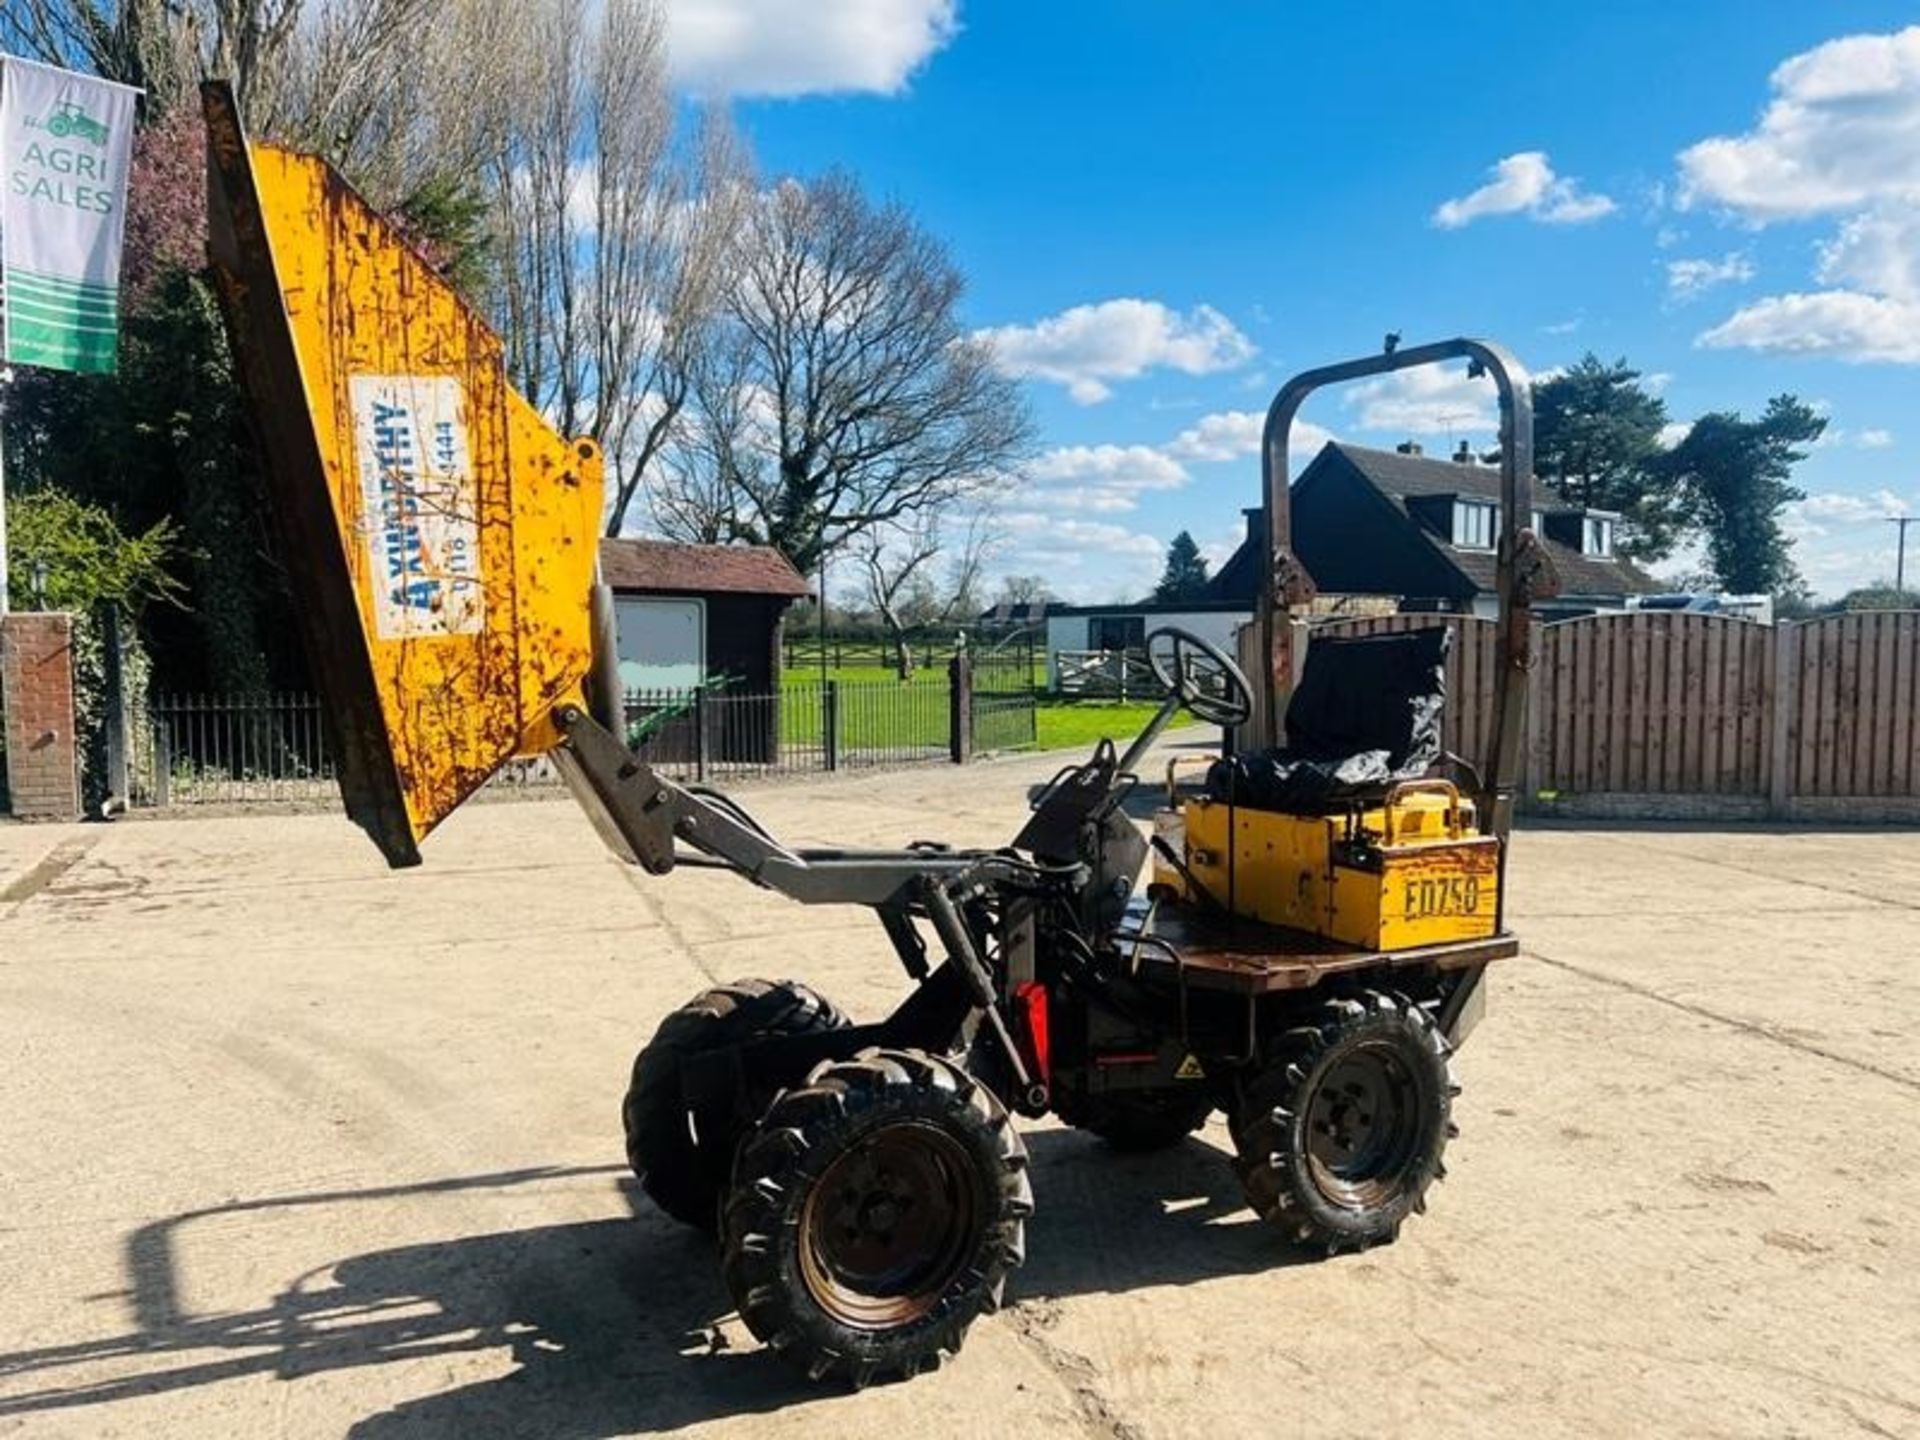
[1531,508,1545,534]
[1584,516,1614,557]
[616,596,705,690]
[1452,500,1497,550]
[1091,615,1146,652]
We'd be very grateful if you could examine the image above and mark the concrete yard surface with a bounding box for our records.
[1,747,1916,1438]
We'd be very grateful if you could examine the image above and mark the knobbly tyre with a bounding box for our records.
[201,81,1557,1388]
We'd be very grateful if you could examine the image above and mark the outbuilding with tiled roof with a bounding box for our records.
[600,536,809,696]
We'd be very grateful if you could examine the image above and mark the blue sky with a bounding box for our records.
[666,2,1920,601]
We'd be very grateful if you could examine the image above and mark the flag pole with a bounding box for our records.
[0,364,12,617]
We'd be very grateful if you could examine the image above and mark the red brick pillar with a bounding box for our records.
[2,612,81,820]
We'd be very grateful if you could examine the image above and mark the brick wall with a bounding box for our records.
[1,612,80,821]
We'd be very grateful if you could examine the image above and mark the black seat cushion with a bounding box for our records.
[1206,627,1450,812]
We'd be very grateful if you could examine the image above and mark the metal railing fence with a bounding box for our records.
[126,671,1034,808]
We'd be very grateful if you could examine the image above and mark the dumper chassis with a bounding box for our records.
[558,608,1509,1384]
[543,334,1547,1383]
[200,83,1554,1389]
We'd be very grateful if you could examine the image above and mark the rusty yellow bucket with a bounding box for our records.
[202,82,604,866]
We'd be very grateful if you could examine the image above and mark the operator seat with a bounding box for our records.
[1206,626,1450,812]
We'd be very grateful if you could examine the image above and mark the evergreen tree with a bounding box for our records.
[1532,355,1683,561]
[1652,396,1825,595]
[1153,531,1211,602]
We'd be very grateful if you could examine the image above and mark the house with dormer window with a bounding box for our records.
[1206,439,1655,617]
[1036,438,1653,690]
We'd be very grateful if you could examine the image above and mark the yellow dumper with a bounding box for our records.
[202,81,1554,1387]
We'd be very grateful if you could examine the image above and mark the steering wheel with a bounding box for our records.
[1146,627,1254,728]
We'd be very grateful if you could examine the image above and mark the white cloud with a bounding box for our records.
[1859,428,1895,448]
[1023,408,1339,514]
[999,512,1164,556]
[1680,28,1920,364]
[1431,151,1616,229]
[993,512,1166,602]
[1665,252,1755,301]
[977,299,1257,404]
[1163,410,1334,464]
[665,0,958,97]
[1789,489,1912,527]
[1819,207,1920,300]
[1024,444,1190,513]
[1696,291,1920,362]
[1677,26,1920,219]
[1344,364,1508,435]
[1657,420,1694,450]
[1795,537,1907,596]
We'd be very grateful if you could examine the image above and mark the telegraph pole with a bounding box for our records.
[1891,516,1919,595]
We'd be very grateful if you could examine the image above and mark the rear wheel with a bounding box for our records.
[722,1048,1031,1385]
[1231,991,1455,1253]
[623,979,848,1229]
[1060,1088,1213,1151]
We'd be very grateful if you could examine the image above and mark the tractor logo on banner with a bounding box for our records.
[40,95,111,146]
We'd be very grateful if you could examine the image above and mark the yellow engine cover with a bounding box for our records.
[1154,783,1499,952]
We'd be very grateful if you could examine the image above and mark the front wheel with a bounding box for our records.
[623,978,848,1229]
[1231,991,1455,1253]
[722,1048,1031,1385]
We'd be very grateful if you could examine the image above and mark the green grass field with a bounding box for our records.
[694,664,1194,755]
[782,660,1049,688]
[1034,700,1194,752]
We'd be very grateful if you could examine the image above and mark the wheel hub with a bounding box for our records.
[800,1121,981,1329]
[1304,1041,1425,1208]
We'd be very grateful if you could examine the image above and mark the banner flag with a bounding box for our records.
[0,56,141,375]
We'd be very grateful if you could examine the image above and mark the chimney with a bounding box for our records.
[1453,439,1474,464]
[1396,440,1423,456]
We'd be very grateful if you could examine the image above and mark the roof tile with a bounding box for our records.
[600,538,810,598]
[1329,442,1656,597]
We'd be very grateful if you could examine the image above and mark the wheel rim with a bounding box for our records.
[1304,1041,1427,1208]
[799,1120,982,1330]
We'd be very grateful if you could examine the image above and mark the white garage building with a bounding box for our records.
[1042,600,1252,694]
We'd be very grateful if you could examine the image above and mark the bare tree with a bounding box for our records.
[651,171,1034,577]
[990,574,1058,611]
[5,0,214,112]
[470,0,746,532]
[3,0,480,208]
[4,0,428,136]
[650,322,764,543]
[856,510,995,678]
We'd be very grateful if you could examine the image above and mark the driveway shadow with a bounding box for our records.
[0,1129,1311,1437]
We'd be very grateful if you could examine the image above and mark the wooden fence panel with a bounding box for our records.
[1289,610,1919,811]
[1887,613,1909,789]
[1744,620,1775,794]
[1534,613,1771,796]
[1790,612,1920,797]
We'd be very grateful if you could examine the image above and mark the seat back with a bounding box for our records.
[1283,627,1450,771]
